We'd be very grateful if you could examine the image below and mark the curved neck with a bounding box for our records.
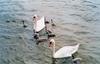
[52,41,55,57]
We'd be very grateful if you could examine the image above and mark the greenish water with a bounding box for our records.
[0,0,100,64]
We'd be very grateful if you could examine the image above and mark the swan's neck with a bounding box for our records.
[53,41,55,57]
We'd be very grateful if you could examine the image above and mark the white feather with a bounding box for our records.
[50,39,80,58]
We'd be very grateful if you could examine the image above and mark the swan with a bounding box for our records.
[49,39,80,58]
[33,15,45,32]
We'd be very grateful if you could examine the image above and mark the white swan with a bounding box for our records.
[49,39,80,58]
[33,15,45,32]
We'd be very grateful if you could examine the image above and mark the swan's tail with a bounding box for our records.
[71,43,80,54]
[75,43,80,48]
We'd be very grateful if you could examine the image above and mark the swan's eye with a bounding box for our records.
[49,42,52,44]
[49,42,53,47]
[33,17,35,18]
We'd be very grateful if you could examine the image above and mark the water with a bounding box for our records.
[0,0,100,64]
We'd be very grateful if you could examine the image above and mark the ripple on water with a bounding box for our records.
[0,0,100,64]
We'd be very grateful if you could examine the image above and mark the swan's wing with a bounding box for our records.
[54,43,80,58]
[69,43,80,54]
[54,46,72,58]
[34,16,45,32]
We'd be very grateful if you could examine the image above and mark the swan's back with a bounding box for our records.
[54,43,80,58]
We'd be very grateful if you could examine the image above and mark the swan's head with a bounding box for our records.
[33,14,38,19]
[49,39,55,47]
